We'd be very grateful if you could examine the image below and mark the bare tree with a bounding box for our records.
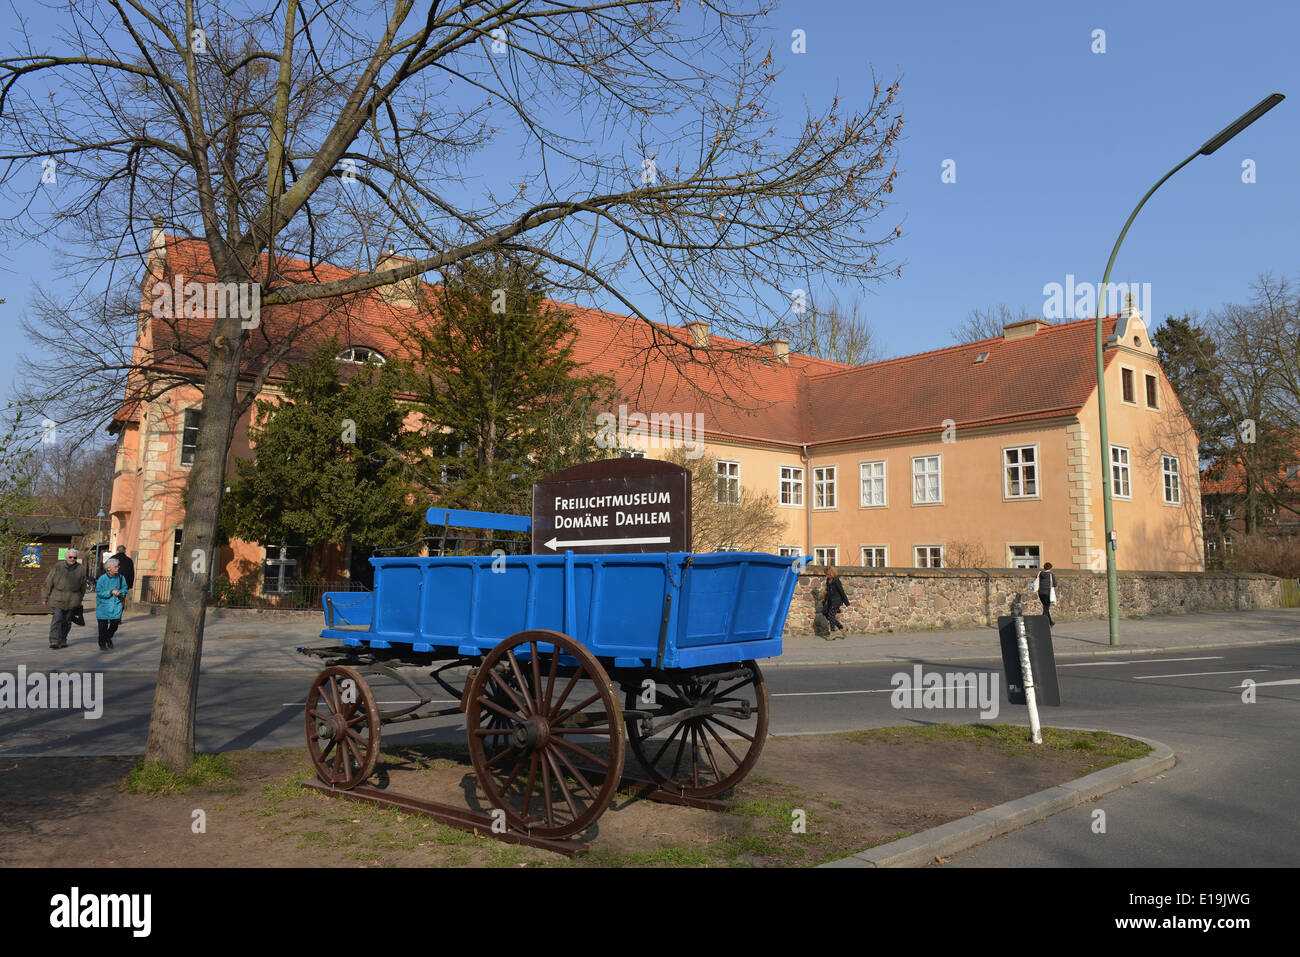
[1,1,904,770]
[950,303,1031,344]
[664,448,783,553]
[787,295,883,365]
[942,538,988,568]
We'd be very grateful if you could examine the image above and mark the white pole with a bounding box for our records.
[1013,608,1043,745]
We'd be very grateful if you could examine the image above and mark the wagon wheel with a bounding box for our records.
[465,629,626,838]
[625,660,769,797]
[304,665,382,789]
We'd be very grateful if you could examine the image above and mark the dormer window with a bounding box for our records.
[336,346,386,364]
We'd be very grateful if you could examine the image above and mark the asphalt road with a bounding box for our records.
[3,641,1297,865]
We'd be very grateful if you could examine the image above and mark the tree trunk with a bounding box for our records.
[144,309,245,771]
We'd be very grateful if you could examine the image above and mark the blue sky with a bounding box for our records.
[2,0,1296,407]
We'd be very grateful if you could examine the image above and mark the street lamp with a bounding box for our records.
[1094,93,1284,646]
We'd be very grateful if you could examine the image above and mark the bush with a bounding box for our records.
[1225,534,1300,578]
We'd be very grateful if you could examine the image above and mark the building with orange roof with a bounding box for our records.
[107,236,1205,599]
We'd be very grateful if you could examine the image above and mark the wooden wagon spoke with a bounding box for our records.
[551,746,600,801]
[550,734,610,770]
[712,676,756,702]
[709,718,756,742]
[539,752,556,828]
[649,720,687,767]
[544,749,584,819]
[529,644,544,715]
[476,694,523,723]
[701,720,743,766]
[553,690,602,727]
[690,724,702,788]
[696,723,725,782]
[548,669,584,722]
[487,668,532,716]
[504,650,535,715]
[549,725,610,736]
[518,752,540,822]
[670,724,691,781]
[542,649,559,716]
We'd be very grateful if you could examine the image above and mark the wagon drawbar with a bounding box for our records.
[298,462,801,846]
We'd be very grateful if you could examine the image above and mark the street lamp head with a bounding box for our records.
[1199,93,1285,156]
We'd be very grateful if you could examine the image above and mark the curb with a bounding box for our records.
[820,729,1175,868]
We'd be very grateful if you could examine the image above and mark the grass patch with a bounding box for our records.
[121,754,238,795]
[844,724,1151,770]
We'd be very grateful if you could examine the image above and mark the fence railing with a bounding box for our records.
[137,575,370,611]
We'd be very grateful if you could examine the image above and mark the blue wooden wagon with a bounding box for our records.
[302,507,802,837]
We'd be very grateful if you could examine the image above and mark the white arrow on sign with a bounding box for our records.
[543,535,671,551]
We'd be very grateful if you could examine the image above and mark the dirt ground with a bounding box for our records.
[0,728,1144,867]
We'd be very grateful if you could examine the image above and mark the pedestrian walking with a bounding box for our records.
[41,548,88,649]
[113,545,135,608]
[1032,562,1057,626]
[95,557,128,650]
[822,565,850,639]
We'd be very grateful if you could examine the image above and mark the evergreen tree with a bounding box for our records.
[403,255,615,516]
[219,340,425,576]
[1154,315,1234,467]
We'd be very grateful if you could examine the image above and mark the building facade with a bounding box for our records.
[108,237,1204,600]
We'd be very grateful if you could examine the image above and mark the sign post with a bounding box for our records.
[532,458,692,554]
[998,597,1061,743]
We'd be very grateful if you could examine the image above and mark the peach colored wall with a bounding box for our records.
[1078,330,1203,572]
[798,421,1077,568]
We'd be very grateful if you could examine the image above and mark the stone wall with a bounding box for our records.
[786,567,1281,636]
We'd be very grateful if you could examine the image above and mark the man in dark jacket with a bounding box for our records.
[42,548,88,649]
[114,545,135,600]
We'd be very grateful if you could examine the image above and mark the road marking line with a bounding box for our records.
[773,685,986,698]
[1240,678,1300,687]
[1133,670,1269,680]
[1058,656,1224,667]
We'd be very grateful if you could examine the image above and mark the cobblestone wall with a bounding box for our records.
[786,567,1282,636]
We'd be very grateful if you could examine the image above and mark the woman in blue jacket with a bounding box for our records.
[96,557,127,649]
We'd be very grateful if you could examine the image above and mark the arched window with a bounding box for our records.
[336,346,386,365]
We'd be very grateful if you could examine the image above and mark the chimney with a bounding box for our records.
[769,338,790,364]
[1002,318,1050,341]
[684,320,709,347]
[374,249,422,308]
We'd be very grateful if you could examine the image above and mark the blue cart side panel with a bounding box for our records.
[321,551,798,668]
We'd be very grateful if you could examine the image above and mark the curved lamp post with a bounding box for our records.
[1095,92,1285,646]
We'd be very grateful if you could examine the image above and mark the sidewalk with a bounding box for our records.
[3,607,1298,675]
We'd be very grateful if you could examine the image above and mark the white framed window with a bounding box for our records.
[777,546,800,559]
[263,537,302,595]
[860,546,887,567]
[912,455,941,504]
[780,466,804,507]
[1008,545,1041,569]
[914,545,943,568]
[1161,455,1181,504]
[859,461,887,507]
[813,466,837,509]
[1003,445,1038,498]
[336,345,386,365]
[1223,503,1235,519]
[1204,502,1216,518]
[180,408,201,467]
[813,546,838,566]
[1206,538,1218,554]
[171,527,185,574]
[1110,446,1131,498]
[715,460,740,505]
[1223,535,1235,556]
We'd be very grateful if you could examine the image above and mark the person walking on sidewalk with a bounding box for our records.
[95,557,128,650]
[822,565,850,638]
[113,545,135,609]
[1032,562,1057,626]
[41,548,88,649]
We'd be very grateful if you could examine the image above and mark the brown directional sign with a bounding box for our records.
[532,458,692,554]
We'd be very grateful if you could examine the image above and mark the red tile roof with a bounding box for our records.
[124,237,1119,447]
